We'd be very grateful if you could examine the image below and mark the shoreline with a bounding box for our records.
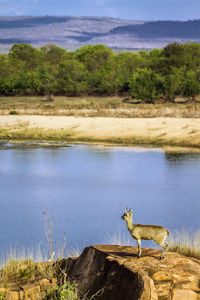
[0,115,200,151]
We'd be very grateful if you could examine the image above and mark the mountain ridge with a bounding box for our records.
[0,16,199,52]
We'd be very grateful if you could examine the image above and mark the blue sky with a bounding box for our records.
[0,0,199,20]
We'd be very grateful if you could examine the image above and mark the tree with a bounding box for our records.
[111,52,142,93]
[38,65,57,95]
[55,59,88,95]
[75,44,113,72]
[129,68,164,101]
[181,69,200,99]
[40,44,67,65]
[163,68,182,101]
[162,43,185,73]
[9,43,40,70]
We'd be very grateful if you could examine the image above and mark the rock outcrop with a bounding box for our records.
[1,245,200,299]
[59,245,200,300]
[0,277,55,300]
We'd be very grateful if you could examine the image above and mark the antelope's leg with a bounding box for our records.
[160,240,168,259]
[137,239,141,258]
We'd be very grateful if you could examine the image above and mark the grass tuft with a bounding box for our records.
[169,229,200,259]
[0,258,38,283]
[0,126,74,141]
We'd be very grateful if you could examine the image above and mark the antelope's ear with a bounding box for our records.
[129,209,132,213]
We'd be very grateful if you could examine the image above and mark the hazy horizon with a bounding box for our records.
[0,15,199,22]
[0,0,199,21]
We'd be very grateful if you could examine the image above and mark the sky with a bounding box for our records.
[0,0,199,21]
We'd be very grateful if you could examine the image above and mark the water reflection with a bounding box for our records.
[165,152,200,163]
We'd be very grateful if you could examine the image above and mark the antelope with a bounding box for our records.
[121,208,170,259]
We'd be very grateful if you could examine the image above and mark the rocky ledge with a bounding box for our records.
[1,245,200,299]
[59,245,200,300]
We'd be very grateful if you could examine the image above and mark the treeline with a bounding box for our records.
[0,42,200,101]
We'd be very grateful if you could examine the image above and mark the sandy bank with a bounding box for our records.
[1,115,200,148]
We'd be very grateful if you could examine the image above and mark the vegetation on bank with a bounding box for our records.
[0,95,200,118]
[0,124,200,149]
[0,42,200,102]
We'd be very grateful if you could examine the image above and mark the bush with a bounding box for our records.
[9,110,18,115]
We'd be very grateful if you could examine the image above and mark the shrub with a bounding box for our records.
[9,110,18,115]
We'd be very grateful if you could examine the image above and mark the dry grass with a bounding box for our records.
[0,258,39,284]
[0,247,46,267]
[106,231,135,246]
[0,247,48,289]
[0,126,74,141]
[1,124,200,148]
[169,230,200,260]
[0,96,200,118]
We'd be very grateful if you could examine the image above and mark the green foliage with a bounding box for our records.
[40,44,67,65]
[163,68,182,101]
[9,43,40,70]
[55,60,87,95]
[43,282,79,300]
[9,110,18,115]
[181,69,200,98]
[129,68,164,101]
[75,44,113,72]
[0,293,5,300]
[0,42,200,100]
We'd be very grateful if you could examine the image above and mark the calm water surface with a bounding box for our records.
[0,142,200,254]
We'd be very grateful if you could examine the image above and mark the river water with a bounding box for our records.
[0,142,200,256]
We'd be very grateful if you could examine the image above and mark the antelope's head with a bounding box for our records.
[121,208,132,221]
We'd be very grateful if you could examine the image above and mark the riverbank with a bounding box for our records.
[0,115,200,149]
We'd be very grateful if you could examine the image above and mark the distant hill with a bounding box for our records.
[110,20,200,38]
[0,16,199,53]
